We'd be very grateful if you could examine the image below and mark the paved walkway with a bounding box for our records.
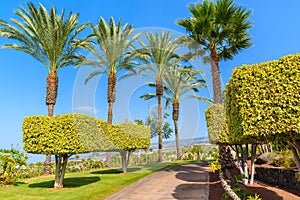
[106,162,210,200]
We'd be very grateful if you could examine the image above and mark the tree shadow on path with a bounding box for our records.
[172,162,210,199]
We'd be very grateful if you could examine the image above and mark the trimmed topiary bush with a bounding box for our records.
[23,114,108,154]
[225,53,300,172]
[22,113,150,187]
[205,104,226,144]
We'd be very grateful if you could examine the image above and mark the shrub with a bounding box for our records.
[205,104,226,144]
[225,54,300,144]
[22,113,150,187]
[0,147,27,185]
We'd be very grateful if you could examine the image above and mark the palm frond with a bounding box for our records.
[0,3,91,73]
[140,93,156,101]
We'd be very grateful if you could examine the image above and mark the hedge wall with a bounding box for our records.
[22,114,150,154]
[205,104,226,144]
[225,54,300,143]
[105,122,150,151]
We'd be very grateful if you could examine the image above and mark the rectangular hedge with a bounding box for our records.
[22,113,150,155]
[225,54,300,143]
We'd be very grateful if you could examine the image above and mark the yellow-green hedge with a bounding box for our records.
[205,104,226,144]
[22,113,150,154]
[225,54,300,143]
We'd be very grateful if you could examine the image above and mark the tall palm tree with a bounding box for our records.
[142,67,210,159]
[0,3,90,175]
[84,17,140,167]
[177,0,252,104]
[137,31,180,162]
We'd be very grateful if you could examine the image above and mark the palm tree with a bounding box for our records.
[137,31,180,162]
[142,67,210,159]
[84,17,140,167]
[177,0,252,104]
[0,3,90,175]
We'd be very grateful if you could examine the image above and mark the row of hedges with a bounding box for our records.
[22,113,150,155]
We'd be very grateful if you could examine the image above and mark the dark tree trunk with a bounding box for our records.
[54,154,69,188]
[289,140,300,172]
[172,100,181,160]
[156,77,164,163]
[44,72,58,175]
[210,49,222,104]
[106,73,117,168]
[46,72,58,105]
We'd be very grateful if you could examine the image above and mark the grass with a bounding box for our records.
[0,161,193,200]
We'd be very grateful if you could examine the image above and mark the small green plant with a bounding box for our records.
[247,194,262,200]
[208,160,221,173]
[234,174,247,183]
[0,147,27,185]
[222,187,254,200]
[270,149,296,168]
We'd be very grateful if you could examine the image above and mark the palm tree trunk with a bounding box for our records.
[210,49,222,104]
[172,100,181,160]
[106,73,117,167]
[157,95,163,162]
[156,77,163,163]
[44,72,58,175]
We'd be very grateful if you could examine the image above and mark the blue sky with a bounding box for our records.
[1,0,300,162]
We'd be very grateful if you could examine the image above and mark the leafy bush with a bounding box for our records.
[205,104,226,144]
[23,114,150,154]
[22,113,150,187]
[225,54,300,144]
[182,145,218,161]
[222,187,257,200]
[0,147,27,185]
[104,122,150,151]
[268,149,296,167]
[22,114,107,154]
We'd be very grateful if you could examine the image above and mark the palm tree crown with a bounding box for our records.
[85,17,139,80]
[84,17,140,124]
[177,0,252,103]
[0,3,90,73]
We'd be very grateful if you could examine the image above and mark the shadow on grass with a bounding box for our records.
[91,167,141,174]
[14,181,26,186]
[29,176,100,188]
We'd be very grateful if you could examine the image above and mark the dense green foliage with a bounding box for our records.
[105,122,150,151]
[205,104,226,144]
[225,54,300,143]
[22,113,150,154]
[22,114,106,154]
[0,147,27,185]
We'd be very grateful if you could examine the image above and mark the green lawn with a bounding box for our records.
[0,161,190,200]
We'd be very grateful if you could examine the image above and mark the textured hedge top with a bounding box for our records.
[22,114,150,154]
[225,54,300,144]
